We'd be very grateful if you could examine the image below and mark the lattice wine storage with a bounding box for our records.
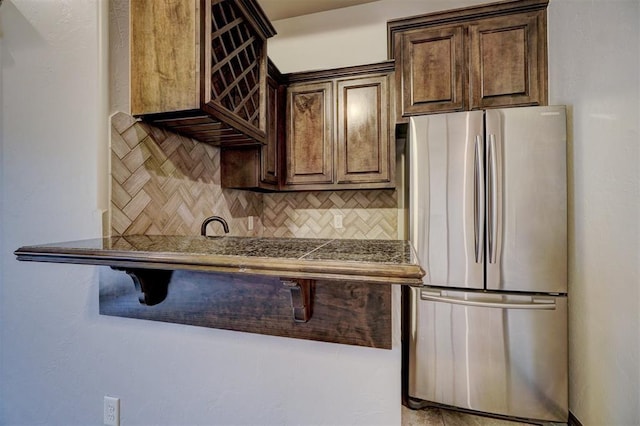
[210,0,262,129]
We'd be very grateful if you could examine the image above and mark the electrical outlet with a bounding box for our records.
[248,215,254,231]
[333,214,343,229]
[104,396,120,426]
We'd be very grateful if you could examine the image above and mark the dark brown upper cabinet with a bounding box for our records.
[399,24,465,115]
[221,59,285,191]
[283,63,395,191]
[468,12,544,109]
[388,0,548,120]
[285,80,335,187]
[262,63,284,186]
[282,61,395,190]
[130,0,276,146]
[222,61,395,192]
[335,74,391,185]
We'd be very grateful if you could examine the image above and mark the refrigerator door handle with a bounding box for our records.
[420,292,557,310]
[474,135,484,263]
[488,134,498,264]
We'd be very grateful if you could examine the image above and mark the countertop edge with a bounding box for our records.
[15,246,425,286]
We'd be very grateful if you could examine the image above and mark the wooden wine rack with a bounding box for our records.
[131,0,276,146]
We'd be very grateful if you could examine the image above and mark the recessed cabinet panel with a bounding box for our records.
[469,12,543,109]
[401,25,465,115]
[262,75,280,185]
[337,76,391,184]
[413,38,453,102]
[286,82,334,185]
[480,28,526,96]
[344,85,380,173]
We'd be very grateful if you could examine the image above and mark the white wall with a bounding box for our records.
[1,0,638,425]
[548,1,639,424]
[0,1,400,425]
[268,0,495,73]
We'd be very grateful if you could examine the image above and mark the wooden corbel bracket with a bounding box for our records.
[113,268,173,306]
[281,278,315,323]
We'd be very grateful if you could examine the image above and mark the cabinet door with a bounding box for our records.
[261,74,282,185]
[336,75,392,185]
[469,11,546,109]
[286,82,334,186]
[131,0,199,115]
[400,25,465,115]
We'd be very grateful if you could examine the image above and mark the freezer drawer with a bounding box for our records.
[407,288,568,422]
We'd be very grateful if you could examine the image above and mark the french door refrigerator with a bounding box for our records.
[407,106,568,422]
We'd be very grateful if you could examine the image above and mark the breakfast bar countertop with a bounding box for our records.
[14,235,425,285]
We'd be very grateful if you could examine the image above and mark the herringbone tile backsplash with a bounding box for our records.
[263,191,398,239]
[109,113,399,240]
[110,112,262,237]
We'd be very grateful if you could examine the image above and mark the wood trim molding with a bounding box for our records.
[236,0,277,39]
[284,60,395,84]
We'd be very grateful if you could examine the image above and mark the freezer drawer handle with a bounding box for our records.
[420,293,556,310]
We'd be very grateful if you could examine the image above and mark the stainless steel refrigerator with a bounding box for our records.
[406,106,568,422]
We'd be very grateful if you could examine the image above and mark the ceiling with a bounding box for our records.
[257,0,380,21]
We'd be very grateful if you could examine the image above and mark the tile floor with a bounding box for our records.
[402,406,566,426]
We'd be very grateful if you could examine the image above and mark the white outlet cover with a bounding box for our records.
[104,396,120,426]
[334,214,343,229]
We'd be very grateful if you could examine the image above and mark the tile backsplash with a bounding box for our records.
[263,190,398,239]
[110,112,262,237]
[109,113,399,240]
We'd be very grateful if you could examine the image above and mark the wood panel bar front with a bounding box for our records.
[99,269,393,349]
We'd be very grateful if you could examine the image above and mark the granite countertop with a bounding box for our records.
[15,235,425,285]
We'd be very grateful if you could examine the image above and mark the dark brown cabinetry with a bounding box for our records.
[130,0,276,146]
[336,75,391,185]
[285,81,334,187]
[399,24,465,115]
[262,67,284,185]
[221,60,285,191]
[388,0,548,120]
[283,62,395,191]
[469,12,545,109]
[223,61,395,191]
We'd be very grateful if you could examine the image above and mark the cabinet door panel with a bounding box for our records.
[286,82,334,185]
[261,75,281,185]
[469,12,546,109]
[401,25,465,115]
[337,76,391,184]
[131,0,199,115]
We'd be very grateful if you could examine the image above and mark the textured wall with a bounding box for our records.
[548,1,640,424]
[1,0,109,423]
